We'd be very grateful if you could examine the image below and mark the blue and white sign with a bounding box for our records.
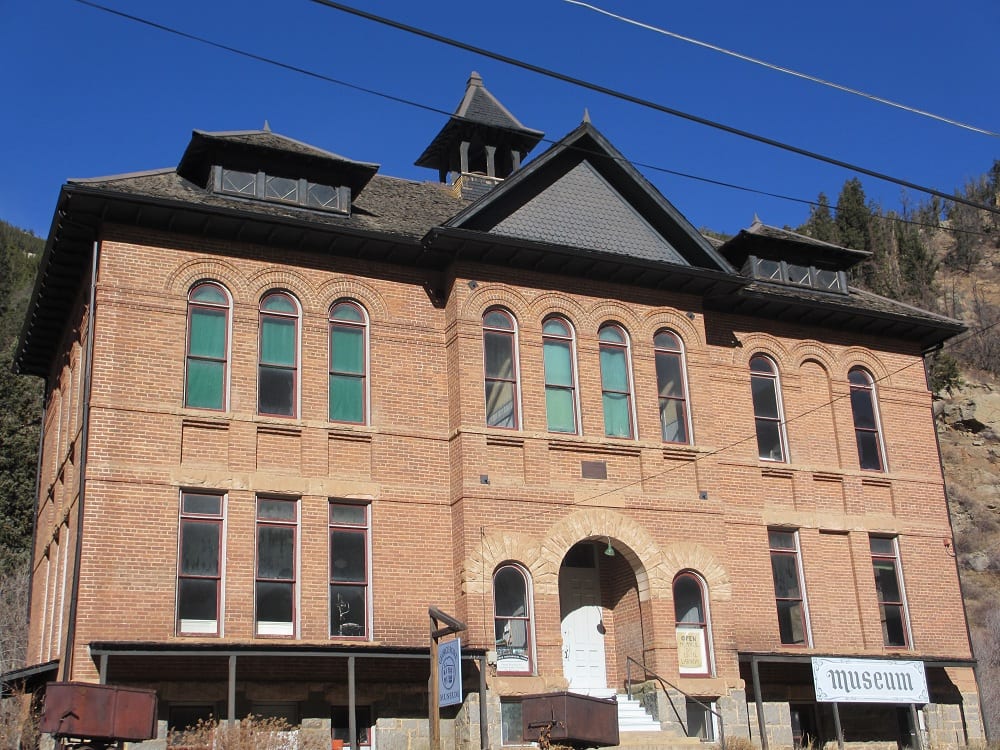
[812,657,928,704]
[438,638,462,707]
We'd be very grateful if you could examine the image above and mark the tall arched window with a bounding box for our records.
[542,317,579,434]
[483,309,519,428]
[599,324,635,438]
[673,573,712,676]
[258,291,300,417]
[849,368,886,471]
[750,355,787,462]
[493,564,533,674]
[329,301,369,424]
[185,282,231,410]
[655,330,691,444]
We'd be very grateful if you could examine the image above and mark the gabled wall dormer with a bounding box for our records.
[719,218,870,295]
[177,127,380,216]
[414,72,544,200]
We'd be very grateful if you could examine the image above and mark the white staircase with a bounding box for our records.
[616,694,662,732]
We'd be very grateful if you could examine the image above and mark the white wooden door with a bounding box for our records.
[559,566,607,693]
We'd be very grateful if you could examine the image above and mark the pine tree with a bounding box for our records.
[835,178,870,252]
[800,193,840,244]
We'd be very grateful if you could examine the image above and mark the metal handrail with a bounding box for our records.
[625,655,726,749]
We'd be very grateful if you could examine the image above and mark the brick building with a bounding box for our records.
[8,73,985,749]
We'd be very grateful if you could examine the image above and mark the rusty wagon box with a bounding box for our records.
[522,691,619,748]
[40,682,158,741]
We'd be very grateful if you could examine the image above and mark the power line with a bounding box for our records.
[306,0,1000,216]
[563,0,1000,139]
[70,0,998,242]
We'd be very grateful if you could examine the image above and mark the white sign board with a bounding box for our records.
[812,657,928,704]
[438,638,463,707]
[676,627,709,675]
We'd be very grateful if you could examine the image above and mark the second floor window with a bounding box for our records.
[542,317,579,434]
[258,292,300,417]
[750,355,787,461]
[849,368,886,471]
[185,282,230,410]
[655,330,691,444]
[483,309,519,429]
[768,529,808,645]
[177,491,224,635]
[330,502,370,639]
[255,497,297,636]
[599,324,635,438]
[871,536,909,648]
[329,301,368,424]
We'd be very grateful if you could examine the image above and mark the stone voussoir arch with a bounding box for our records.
[166,258,245,304]
[662,542,732,602]
[461,531,544,597]
[316,277,389,323]
[535,509,663,601]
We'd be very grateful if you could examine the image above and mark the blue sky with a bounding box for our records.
[3,0,998,238]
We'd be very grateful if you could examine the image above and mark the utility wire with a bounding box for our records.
[71,0,998,241]
[305,0,1000,216]
[563,0,1000,139]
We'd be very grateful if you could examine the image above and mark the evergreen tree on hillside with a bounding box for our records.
[799,193,840,244]
[835,178,870,252]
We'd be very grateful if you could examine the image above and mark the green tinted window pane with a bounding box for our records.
[545,388,576,433]
[330,375,364,422]
[262,294,296,313]
[261,316,295,365]
[484,310,513,330]
[191,285,227,304]
[332,326,364,374]
[654,331,680,350]
[186,360,223,409]
[543,318,569,336]
[544,339,572,387]
[603,392,631,437]
[600,346,628,391]
[599,326,624,344]
[870,537,895,555]
[190,308,226,358]
[331,303,363,322]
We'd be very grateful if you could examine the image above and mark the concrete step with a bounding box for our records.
[616,696,662,732]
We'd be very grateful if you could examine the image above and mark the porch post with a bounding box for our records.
[479,655,489,750]
[228,655,237,725]
[910,704,923,750]
[832,703,844,750]
[98,654,108,684]
[348,656,357,750]
[751,656,768,750]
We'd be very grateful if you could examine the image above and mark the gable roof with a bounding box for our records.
[440,120,733,273]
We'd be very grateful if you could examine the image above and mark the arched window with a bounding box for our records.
[673,573,712,676]
[185,282,230,410]
[750,355,787,461]
[542,317,579,434]
[329,301,369,424]
[258,291,300,417]
[493,564,533,674]
[655,330,692,444]
[849,368,885,471]
[483,309,519,428]
[599,324,635,438]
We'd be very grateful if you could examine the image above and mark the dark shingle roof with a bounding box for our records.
[720,218,870,271]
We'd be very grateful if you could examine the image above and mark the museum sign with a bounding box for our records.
[811,657,929,704]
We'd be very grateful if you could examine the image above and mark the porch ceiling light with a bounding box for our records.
[604,537,615,557]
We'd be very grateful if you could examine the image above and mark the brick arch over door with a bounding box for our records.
[534,509,660,600]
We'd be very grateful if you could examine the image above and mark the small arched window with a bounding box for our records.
[654,331,692,444]
[542,317,579,434]
[185,282,231,410]
[750,355,787,462]
[493,564,533,674]
[599,324,635,438]
[673,573,712,676]
[483,309,519,429]
[258,291,300,417]
[849,368,886,471]
[329,301,369,424]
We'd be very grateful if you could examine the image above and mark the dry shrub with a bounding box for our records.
[723,736,755,750]
[169,716,330,750]
[0,689,39,750]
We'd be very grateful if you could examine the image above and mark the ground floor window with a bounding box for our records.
[500,700,523,745]
[685,698,716,741]
[332,705,372,749]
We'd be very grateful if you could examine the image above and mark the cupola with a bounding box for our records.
[415,72,544,200]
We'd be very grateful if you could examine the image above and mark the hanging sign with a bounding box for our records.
[438,638,463,707]
[812,657,928,704]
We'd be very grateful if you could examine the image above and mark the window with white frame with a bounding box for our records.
[542,316,579,434]
[258,291,300,417]
[177,491,224,635]
[599,323,635,438]
[768,529,809,646]
[184,282,230,410]
[493,564,533,674]
[870,536,910,648]
[330,502,370,639]
[750,355,787,461]
[655,330,692,444]
[483,308,520,428]
[255,497,298,636]
[849,368,886,471]
[673,572,712,676]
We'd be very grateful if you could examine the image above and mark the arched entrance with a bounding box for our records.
[558,539,642,697]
